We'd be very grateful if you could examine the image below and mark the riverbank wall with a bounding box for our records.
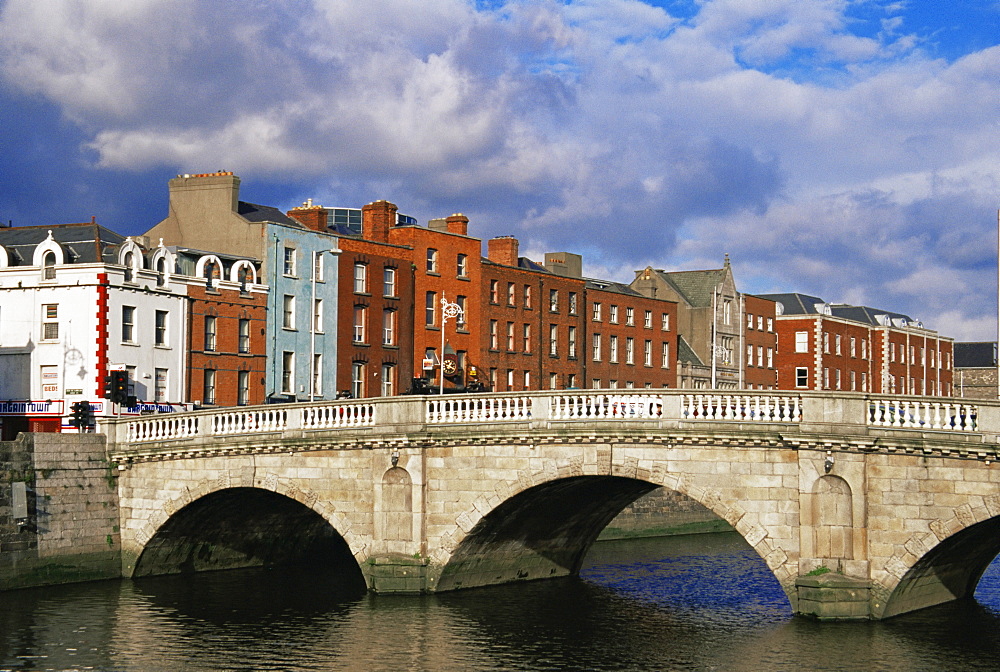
[1,433,121,591]
[599,488,731,540]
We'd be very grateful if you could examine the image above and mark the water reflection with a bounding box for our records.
[3,533,1000,671]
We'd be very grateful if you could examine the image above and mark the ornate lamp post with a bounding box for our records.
[439,294,464,395]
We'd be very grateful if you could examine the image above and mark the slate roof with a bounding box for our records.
[237,201,304,228]
[954,342,997,368]
[677,335,704,366]
[829,304,918,327]
[0,223,128,265]
[756,292,827,315]
[586,278,645,296]
[655,268,728,307]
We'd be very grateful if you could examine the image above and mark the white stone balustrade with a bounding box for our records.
[867,398,978,431]
[682,393,802,422]
[427,396,532,423]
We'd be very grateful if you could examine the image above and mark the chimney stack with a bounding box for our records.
[544,252,583,278]
[286,199,328,232]
[446,213,469,236]
[488,236,520,267]
[362,200,397,243]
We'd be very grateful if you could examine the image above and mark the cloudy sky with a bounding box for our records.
[1,0,998,339]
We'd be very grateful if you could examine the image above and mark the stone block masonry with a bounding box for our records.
[1,433,120,590]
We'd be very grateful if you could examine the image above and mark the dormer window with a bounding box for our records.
[123,251,135,282]
[156,257,167,286]
[42,251,56,280]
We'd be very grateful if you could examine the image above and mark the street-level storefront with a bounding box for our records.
[0,400,64,440]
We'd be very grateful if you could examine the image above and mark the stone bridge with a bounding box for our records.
[103,390,1000,620]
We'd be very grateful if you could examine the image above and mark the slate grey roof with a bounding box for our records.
[954,342,997,368]
[586,278,645,296]
[0,223,128,265]
[677,335,703,366]
[829,304,917,327]
[756,292,826,315]
[238,201,304,228]
[655,268,728,307]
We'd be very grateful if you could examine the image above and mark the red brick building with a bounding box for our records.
[743,294,778,389]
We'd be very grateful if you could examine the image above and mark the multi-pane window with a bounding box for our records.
[644,340,652,366]
[644,310,652,328]
[155,310,167,346]
[795,367,808,388]
[823,333,830,354]
[383,267,396,296]
[456,296,467,329]
[568,326,577,358]
[758,346,764,368]
[457,254,468,277]
[835,334,842,355]
[794,331,808,353]
[313,252,324,282]
[490,280,499,303]
[593,333,602,361]
[625,337,634,364]
[757,316,764,331]
[121,306,135,343]
[747,313,754,329]
[550,372,558,389]
[42,304,59,340]
[237,370,249,406]
[283,296,295,329]
[549,289,559,312]
[203,369,216,405]
[354,263,368,293]
[626,307,634,326]
[155,368,167,403]
[524,285,532,309]
[352,362,365,398]
[661,342,671,368]
[426,292,437,326]
[489,320,498,350]
[549,324,558,356]
[524,371,531,388]
[313,299,324,333]
[568,292,577,315]
[723,300,732,325]
[610,335,619,363]
[283,247,296,276]
[381,364,395,396]
[507,282,516,306]
[204,316,217,351]
[661,313,670,331]
[767,317,773,331]
[747,344,754,366]
[42,251,56,280]
[507,322,515,351]
[282,352,294,394]
[609,305,618,323]
[767,347,773,368]
[312,354,323,396]
[383,309,395,345]
[426,248,438,273]
[354,306,367,343]
[593,302,602,321]
[523,324,531,353]
[239,319,250,353]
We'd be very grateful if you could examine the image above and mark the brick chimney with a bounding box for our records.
[446,213,469,236]
[488,236,519,267]
[286,199,327,232]
[362,200,397,243]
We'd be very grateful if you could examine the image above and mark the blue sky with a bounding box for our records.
[1,0,998,340]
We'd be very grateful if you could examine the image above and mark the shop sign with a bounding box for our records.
[0,400,65,415]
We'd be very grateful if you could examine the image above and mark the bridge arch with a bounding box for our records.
[434,458,796,603]
[125,471,368,586]
[879,496,1000,618]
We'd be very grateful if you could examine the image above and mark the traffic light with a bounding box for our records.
[107,371,128,404]
[70,401,90,429]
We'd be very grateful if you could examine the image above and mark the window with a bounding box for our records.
[203,369,216,405]
[154,310,167,346]
[313,253,324,282]
[550,372,558,389]
[524,285,532,309]
[121,306,135,343]
[352,362,366,398]
[507,322,515,351]
[549,324,558,356]
[490,280,499,303]
[593,333,602,361]
[568,326,577,358]
[757,315,763,331]
[426,248,438,273]
[610,335,619,363]
[823,333,830,354]
[767,317,773,332]
[283,296,295,329]
[457,253,468,277]
[609,305,618,324]
[568,292,578,315]
[849,370,856,391]
[354,305,367,343]
[523,324,531,353]
[568,374,577,389]
[123,251,135,282]
[861,372,867,391]
[238,370,249,406]
[767,347,773,368]
[42,251,56,280]
[41,304,59,340]
[626,307,634,326]
[204,316,217,352]
[644,310,652,328]
[835,334,842,355]
[592,378,602,389]
[383,267,396,296]
[456,296,467,329]
[282,352,294,394]
[625,337,634,364]
[794,331,808,353]
[283,247,296,276]
[662,342,671,368]
[381,364,395,396]
[507,369,514,390]
[383,309,395,345]
[610,380,618,389]
[313,298,324,333]
[239,319,250,353]
[524,370,531,389]
[155,368,167,403]
[644,340,652,367]
[662,313,670,331]
[507,282,516,306]
[426,291,437,326]
[795,367,808,388]
[490,320,498,349]
[723,300,731,325]
[593,302,602,321]
[758,345,764,368]
[861,339,867,360]
[354,263,368,293]
[747,314,754,329]
[156,257,167,286]
[850,337,856,358]
[313,354,323,396]
[549,289,559,312]
[823,368,830,388]
[747,344,754,366]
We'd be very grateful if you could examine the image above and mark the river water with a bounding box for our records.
[3,531,1000,671]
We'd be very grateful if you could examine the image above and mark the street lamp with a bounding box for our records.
[439,294,464,395]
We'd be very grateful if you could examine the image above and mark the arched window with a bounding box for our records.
[156,257,166,286]
[42,251,56,280]
[123,251,135,282]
